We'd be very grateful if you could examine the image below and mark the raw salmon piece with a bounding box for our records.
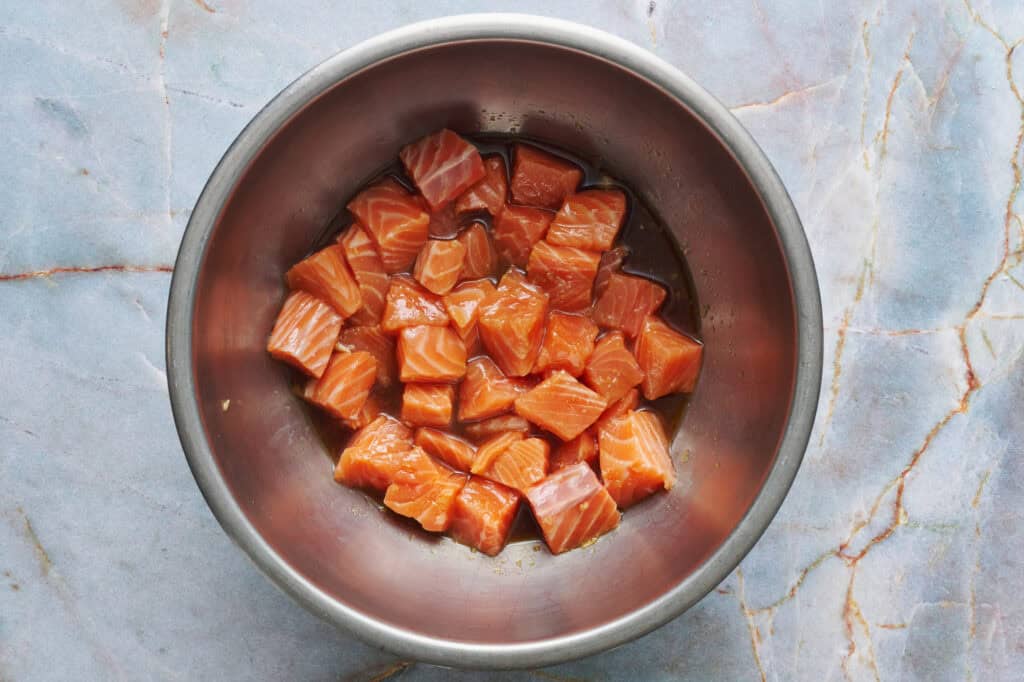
[338,325,397,388]
[457,223,499,280]
[341,394,382,430]
[428,202,461,238]
[413,239,467,295]
[525,462,620,554]
[455,156,508,216]
[400,129,486,211]
[338,225,389,324]
[550,430,599,471]
[470,431,524,472]
[635,315,704,399]
[478,269,549,376]
[510,144,583,210]
[463,415,533,443]
[334,415,413,490]
[460,323,483,357]
[526,241,601,312]
[474,437,549,494]
[384,447,468,531]
[448,477,520,556]
[493,205,554,267]
[514,370,607,441]
[593,246,629,299]
[595,388,640,430]
[443,279,496,339]
[397,325,467,383]
[415,427,477,472]
[286,244,362,319]
[347,414,413,450]
[546,189,628,252]
[497,267,529,288]
[599,410,675,508]
[582,331,644,404]
[401,383,455,428]
[347,178,430,273]
[458,357,531,422]
[592,272,667,337]
[532,311,599,377]
[380,276,450,333]
[304,350,377,420]
[267,291,343,378]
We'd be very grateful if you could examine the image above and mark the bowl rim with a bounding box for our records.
[166,13,823,670]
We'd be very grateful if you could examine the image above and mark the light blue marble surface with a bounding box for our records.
[1,1,1022,680]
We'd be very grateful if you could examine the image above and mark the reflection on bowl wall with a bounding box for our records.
[167,15,823,669]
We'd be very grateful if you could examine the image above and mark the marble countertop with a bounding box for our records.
[2,1,1022,680]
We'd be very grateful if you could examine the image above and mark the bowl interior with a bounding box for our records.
[190,39,796,646]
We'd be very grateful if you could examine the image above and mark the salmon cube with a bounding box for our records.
[582,331,644,404]
[443,279,496,340]
[532,312,599,377]
[341,394,382,430]
[304,351,377,420]
[546,189,627,252]
[592,272,667,337]
[267,291,343,378]
[635,315,704,399]
[400,129,485,211]
[415,427,477,472]
[347,414,413,452]
[384,447,468,531]
[593,246,628,299]
[510,144,583,210]
[460,322,483,357]
[338,325,396,388]
[473,436,549,494]
[599,410,675,508]
[455,156,508,216]
[285,244,362,319]
[413,239,467,295]
[493,205,554,267]
[428,202,461,238]
[463,414,532,443]
[347,178,430,273]
[449,477,520,555]
[515,370,607,441]
[381,276,450,333]
[338,225,389,325]
[397,325,467,383]
[550,430,599,471]
[457,223,499,280]
[401,383,455,428]
[470,431,524,472]
[478,269,549,376]
[595,388,640,430]
[334,415,413,490]
[458,357,532,422]
[525,462,620,554]
[526,241,600,312]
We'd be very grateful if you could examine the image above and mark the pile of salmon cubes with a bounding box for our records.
[267,129,703,556]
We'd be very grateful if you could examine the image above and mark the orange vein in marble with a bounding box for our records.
[735,569,768,682]
[819,31,915,448]
[0,264,173,282]
[369,661,414,682]
[749,9,1024,662]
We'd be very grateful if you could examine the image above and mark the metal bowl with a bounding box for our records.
[166,14,822,669]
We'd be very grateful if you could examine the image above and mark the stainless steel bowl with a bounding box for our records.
[167,14,822,669]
